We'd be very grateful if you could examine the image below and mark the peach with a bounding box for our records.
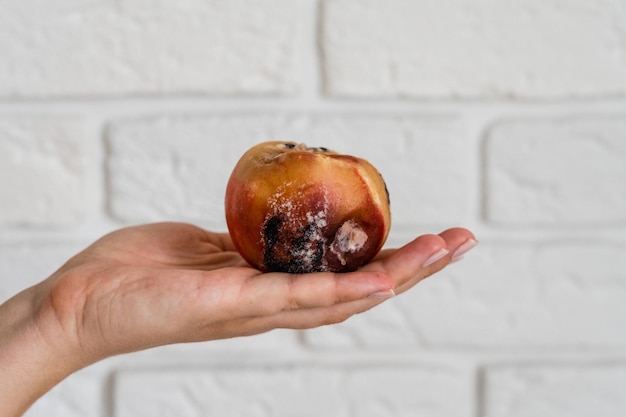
[225,142,391,273]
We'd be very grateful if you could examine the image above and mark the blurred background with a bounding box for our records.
[1,0,626,416]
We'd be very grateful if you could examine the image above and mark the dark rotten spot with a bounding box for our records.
[382,176,390,205]
[262,215,284,271]
[262,215,326,273]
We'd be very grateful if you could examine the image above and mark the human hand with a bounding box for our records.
[0,222,476,416]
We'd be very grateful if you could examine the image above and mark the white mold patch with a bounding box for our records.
[330,219,368,266]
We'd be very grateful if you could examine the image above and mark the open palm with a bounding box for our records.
[33,222,474,366]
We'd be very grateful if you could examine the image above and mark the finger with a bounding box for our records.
[359,233,448,289]
[221,296,389,335]
[186,278,395,340]
[394,228,477,295]
[187,297,377,342]
[238,270,394,317]
[439,228,478,262]
[267,295,390,330]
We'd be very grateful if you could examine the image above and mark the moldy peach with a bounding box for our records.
[225,141,391,273]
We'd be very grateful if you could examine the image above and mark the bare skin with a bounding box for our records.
[0,222,476,417]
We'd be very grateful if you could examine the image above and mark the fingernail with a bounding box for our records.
[423,248,449,267]
[451,238,478,262]
[367,289,396,299]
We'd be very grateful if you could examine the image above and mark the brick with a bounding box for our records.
[0,0,299,98]
[345,366,473,417]
[305,242,626,349]
[0,242,83,303]
[0,117,88,226]
[322,0,626,98]
[115,365,471,417]
[485,117,626,225]
[106,116,261,228]
[483,364,626,417]
[106,114,469,228]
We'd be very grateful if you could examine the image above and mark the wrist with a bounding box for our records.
[0,284,84,417]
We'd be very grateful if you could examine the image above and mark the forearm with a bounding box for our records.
[0,287,78,417]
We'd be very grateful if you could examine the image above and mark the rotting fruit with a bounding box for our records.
[225,141,391,273]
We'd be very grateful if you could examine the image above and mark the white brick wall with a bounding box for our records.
[1,0,625,416]
[322,0,626,98]
[0,117,89,226]
[0,0,299,97]
[486,117,626,225]
[483,364,626,417]
[115,365,473,417]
